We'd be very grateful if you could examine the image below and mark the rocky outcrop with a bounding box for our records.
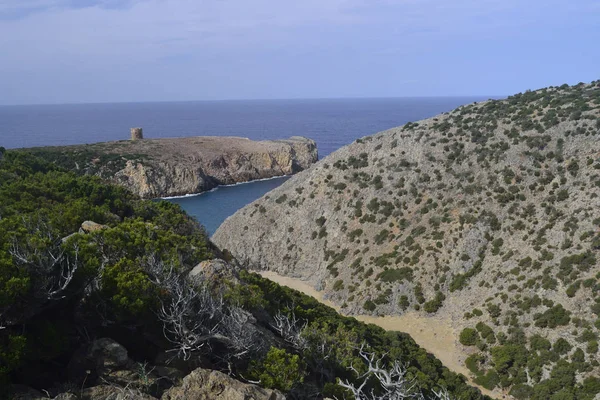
[15,337,284,400]
[80,220,108,233]
[67,338,132,386]
[161,368,285,400]
[189,258,240,286]
[26,136,318,198]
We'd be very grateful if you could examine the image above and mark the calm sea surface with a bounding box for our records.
[0,97,488,233]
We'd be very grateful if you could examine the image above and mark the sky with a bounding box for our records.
[0,0,598,105]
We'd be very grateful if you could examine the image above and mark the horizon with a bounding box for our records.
[0,93,502,108]
[1,0,598,106]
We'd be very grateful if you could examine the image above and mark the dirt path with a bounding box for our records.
[259,271,502,399]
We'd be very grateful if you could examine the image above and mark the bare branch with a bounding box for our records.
[337,344,452,400]
[157,278,220,360]
[221,306,265,358]
[45,243,79,300]
[271,311,308,350]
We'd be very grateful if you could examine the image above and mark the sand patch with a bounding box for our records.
[259,270,501,399]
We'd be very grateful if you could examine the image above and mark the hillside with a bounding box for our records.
[214,81,600,398]
[0,150,485,400]
[22,135,317,198]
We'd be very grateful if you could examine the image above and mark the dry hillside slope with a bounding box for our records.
[214,81,600,397]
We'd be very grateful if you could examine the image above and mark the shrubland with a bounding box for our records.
[0,151,485,399]
[214,80,600,399]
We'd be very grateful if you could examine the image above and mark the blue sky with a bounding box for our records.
[0,0,598,105]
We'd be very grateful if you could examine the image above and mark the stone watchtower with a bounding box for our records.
[130,127,143,140]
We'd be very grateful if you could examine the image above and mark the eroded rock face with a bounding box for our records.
[161,368,285,400]
[212,82,600,379]
[114,136,317,198]
[25,136,318,199]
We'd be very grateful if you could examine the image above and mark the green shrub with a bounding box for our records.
[363,300,376,312]
[534,304,571,328]
[460,328,479,346]
[476,322,496,343]
[509,383,534,400]
[332,280,344,291]
[423,291,445,313]
[529,334,551,352]
[553,338,572,355]
[377,267,414,283]
[474,370,500,390]
[249,347,306,391]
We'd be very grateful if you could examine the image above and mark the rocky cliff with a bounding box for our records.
[26,136,317,198]
[214,81,600,396]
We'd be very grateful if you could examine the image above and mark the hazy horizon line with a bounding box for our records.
[0,94,506,108]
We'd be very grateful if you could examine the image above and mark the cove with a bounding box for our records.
[165,176,290,235]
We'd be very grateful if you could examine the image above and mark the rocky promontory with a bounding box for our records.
[24,136,317,198]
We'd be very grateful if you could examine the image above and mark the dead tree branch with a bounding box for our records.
[271,310,308,350]
[337,344,452,400]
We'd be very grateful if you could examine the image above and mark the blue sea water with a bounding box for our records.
[0,97,489,233]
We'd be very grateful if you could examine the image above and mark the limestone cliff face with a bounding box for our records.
[27,136,317,199]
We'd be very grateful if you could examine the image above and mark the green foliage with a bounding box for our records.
[474,370,500,390]
[377,267,414,283]
[534,304,571,328]
[449,258,484,292]
[529,334,551,352]
[101,259,159,316]
[553,338,572,355]
[465,353,484,375]
[332,279,344,291]
[490,344,528,375]
[249,347,306,391]
[0,335,26,385]
[363,300,377,312]
[460,328,479,346]
[509,383,534,399]
[423,291,445,313]
[0,152,213,387]
[476,322,496,344]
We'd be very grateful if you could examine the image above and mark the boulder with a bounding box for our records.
[161,368,285,400]
[67,338,132,385]
[80,220,108,233]
[188,258,239,285]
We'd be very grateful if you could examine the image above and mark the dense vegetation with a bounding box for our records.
[24,142,151,179]
[0,150,485,399]
[214,80,600,399]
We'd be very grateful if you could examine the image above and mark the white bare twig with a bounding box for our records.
[337,344,452,400]
[271,311,308,350]
[156,269,264,362]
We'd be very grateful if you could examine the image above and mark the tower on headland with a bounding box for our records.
[130,127,144,140]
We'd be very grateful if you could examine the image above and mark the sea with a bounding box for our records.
[0,97,489,234]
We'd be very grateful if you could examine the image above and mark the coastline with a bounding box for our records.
[158,175,290,200]
[18,135,317,199]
